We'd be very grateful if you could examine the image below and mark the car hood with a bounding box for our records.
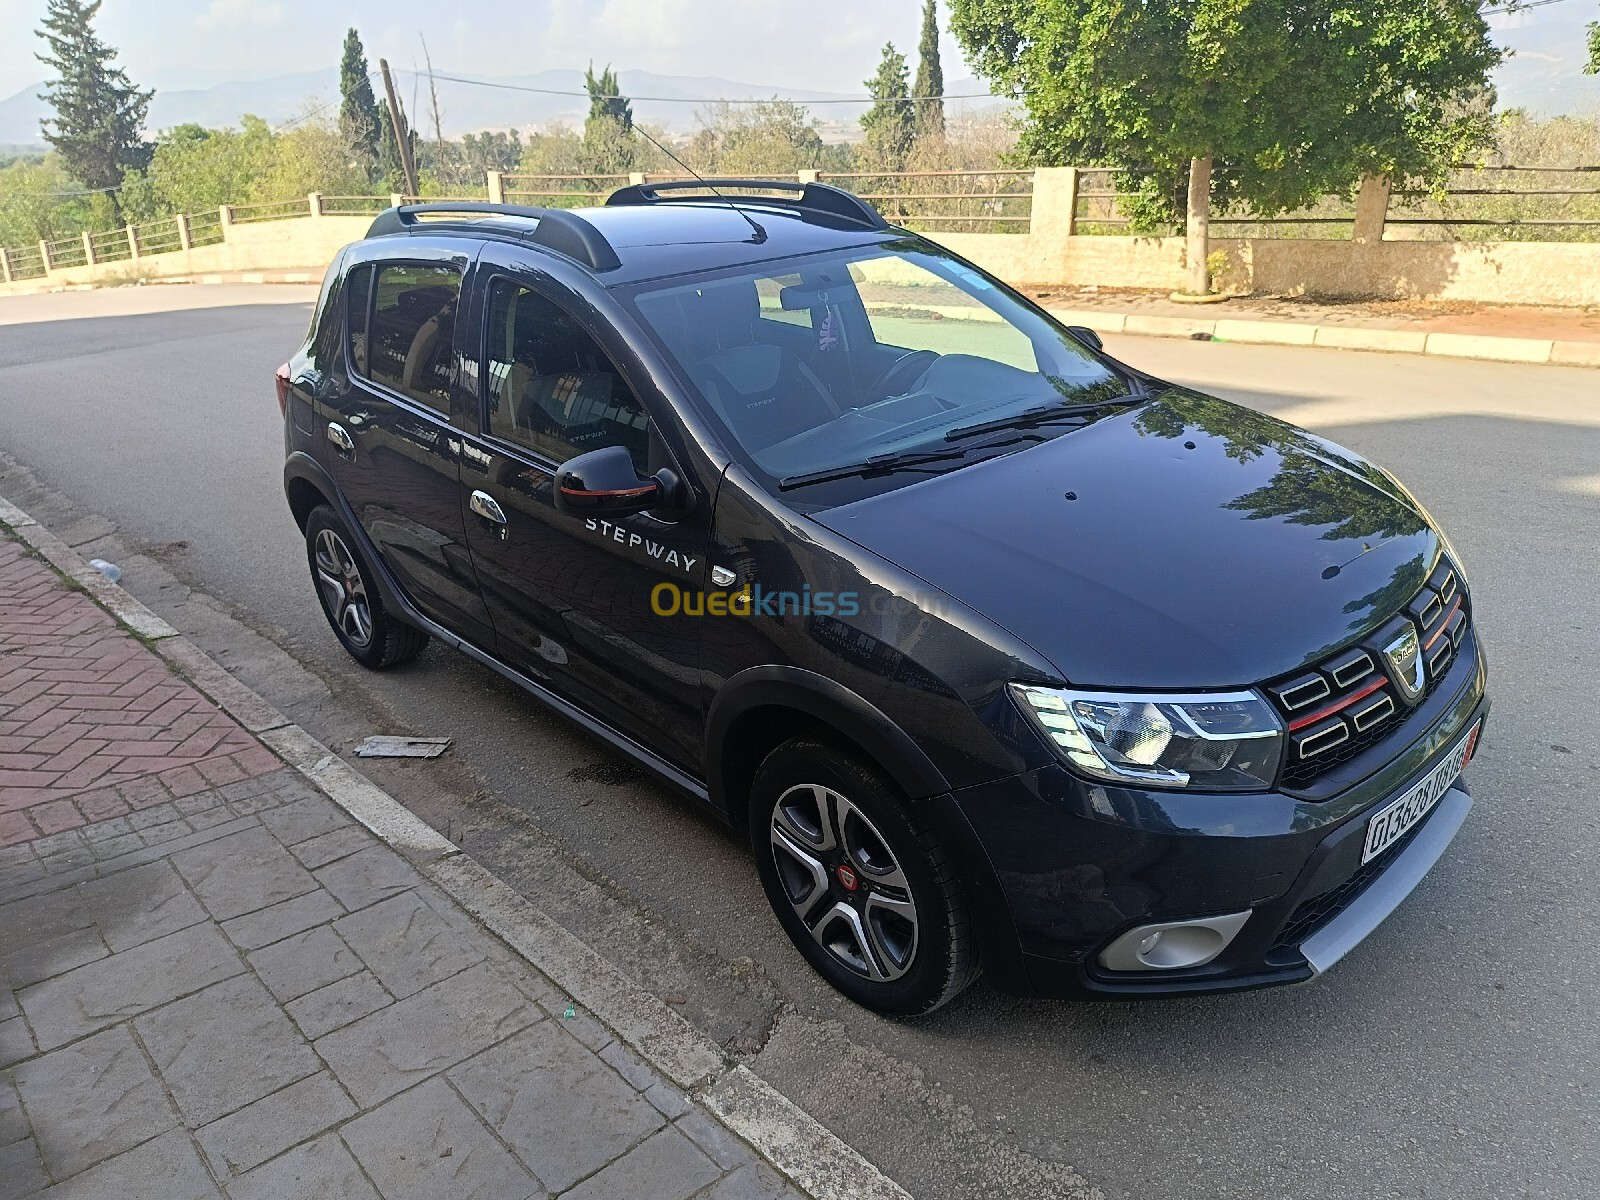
[811,391,1440,689]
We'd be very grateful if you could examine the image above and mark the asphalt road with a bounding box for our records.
[2,286,1595,1200]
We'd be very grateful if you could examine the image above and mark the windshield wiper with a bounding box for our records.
[778,447,970,491]
[943,393,1146,443]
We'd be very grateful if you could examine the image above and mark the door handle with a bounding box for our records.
[470,490,508,536]
[326,422,355,459]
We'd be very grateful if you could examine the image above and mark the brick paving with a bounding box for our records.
[0,540,277,846]
[0,537,806,1199]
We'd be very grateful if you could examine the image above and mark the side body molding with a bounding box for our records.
[705,665,952,813]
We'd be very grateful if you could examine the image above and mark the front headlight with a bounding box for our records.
[1011,686,1285,791]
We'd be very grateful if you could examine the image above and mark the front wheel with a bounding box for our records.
[304,505,429,669]
[750,736,978,1015]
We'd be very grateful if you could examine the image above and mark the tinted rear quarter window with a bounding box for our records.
[351,263,461,412]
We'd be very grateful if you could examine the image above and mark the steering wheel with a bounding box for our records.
[864,350,938,403]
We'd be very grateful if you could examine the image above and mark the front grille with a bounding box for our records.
[1267,558,1470,790]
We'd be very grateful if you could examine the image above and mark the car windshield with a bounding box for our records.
[626,239,1125,488]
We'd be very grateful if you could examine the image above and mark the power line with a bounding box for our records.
[410,69,1014,107]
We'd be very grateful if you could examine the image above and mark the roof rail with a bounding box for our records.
[604,179,889,231]
[365,203,622,272]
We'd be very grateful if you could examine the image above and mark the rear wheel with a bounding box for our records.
[750,736,977,1015]
[304,505,428,669]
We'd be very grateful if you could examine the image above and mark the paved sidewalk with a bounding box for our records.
[1029,287,1600,368]
[1,536,807,1199]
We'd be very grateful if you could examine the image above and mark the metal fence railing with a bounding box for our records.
[225,197,314,224]
[43,233,88,270]
[1388,166,1600,242]
[318,195,391,216]
[820,170,1035,233]
[133,217,184,256]
[501,174,630,209]
[1073,164,1600,242]
[88,227,135,264]
[7,164,1600,281]
[186,210,224,248]
[2,244,47,281]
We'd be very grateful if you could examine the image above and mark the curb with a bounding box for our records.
[1043,306,1600,369]
[0,270,323,296]
[0,493,911,1200]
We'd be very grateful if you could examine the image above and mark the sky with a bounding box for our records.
[0,0,977,96]
[0,0,1595,110]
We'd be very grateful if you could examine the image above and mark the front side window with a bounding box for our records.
[626,241,1123,492]
[356,263,461,412]
[483,279,650,470]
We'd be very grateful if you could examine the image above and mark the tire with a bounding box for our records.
[304,504,429,669]
[750,736,978,1015]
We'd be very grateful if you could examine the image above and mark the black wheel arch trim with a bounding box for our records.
[705,666,951,813]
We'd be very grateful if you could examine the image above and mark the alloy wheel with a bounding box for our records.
[313,528,373,648]
[769,783,920,982]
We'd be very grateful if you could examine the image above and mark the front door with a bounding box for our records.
[324,249,492,644]
[457,270,710,772]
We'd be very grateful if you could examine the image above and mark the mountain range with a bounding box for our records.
[0,68,1007,148]
[1,20,1594,154]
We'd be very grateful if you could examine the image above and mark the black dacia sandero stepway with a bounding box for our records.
[278,181,1489,1015]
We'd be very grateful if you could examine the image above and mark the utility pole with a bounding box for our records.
[379,58,420,199]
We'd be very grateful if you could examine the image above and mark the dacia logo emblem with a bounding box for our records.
[1382,623,1426,704]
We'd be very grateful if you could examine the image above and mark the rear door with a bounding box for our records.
[323,244,493,645]
[455,259,710,772]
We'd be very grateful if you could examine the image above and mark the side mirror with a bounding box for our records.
[554,445,683,518]
[1067,325,1104,352]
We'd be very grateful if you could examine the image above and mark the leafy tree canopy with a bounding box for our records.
[35,0,152,203]
[949,0,1505,223]
[689,100,831,174]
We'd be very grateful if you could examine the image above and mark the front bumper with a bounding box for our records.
[952,630,1489,999]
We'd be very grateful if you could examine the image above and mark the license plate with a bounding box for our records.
[1362,721,1480,864]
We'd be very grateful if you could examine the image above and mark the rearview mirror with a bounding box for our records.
[1066,325,1104,352]
[554,445,683,518]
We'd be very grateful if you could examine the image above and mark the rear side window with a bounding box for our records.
[350,263,461,413]
[307,256,344,364]
[483,279,649,470]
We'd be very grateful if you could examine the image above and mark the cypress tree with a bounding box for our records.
[912,0,946,141]
[861,43,915,168]
[338,29,382,184]
[584,64,633,133]
[581,64,634,174]
[35,0,152,212]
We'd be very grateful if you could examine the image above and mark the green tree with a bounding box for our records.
[689,100,827,174]
[581,64,635,174]
[951,0,1504,296]
[376,106,418,193]
[120,119,276,220]
[1586,8,1599,74]
[913,0,946,142]
[861,43,915,169]
[0,155,98,245]
[461,130,523,175]
[34,0,152,217]
[338,28,382,184]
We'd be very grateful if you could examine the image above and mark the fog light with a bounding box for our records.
[1099,911,1252,973]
